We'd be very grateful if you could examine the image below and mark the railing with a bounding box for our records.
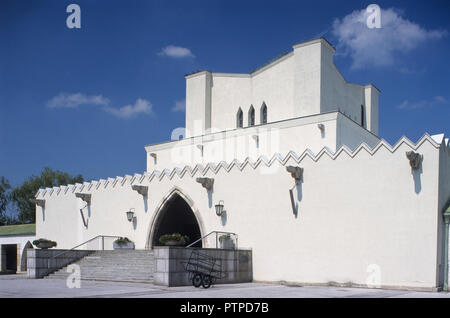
[47,235,122,269]
[186,231,238,249]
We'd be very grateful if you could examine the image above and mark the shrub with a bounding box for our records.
[114,237,132,244]
[32,238,57,248]
[219,234,231,243]
[159,233,190,245]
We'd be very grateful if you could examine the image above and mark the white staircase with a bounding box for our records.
[45,250,155,283]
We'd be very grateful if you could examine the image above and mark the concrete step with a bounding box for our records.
[44,249,157,283]
[46,275,155,283]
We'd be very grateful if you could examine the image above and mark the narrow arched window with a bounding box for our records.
[236,108,243,128]
[361,105,365,127]
[260,103,267,124]
[248,106,255,126]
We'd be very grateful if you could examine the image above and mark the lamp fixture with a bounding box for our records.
[126,208,135,222]
[215,200,224,216]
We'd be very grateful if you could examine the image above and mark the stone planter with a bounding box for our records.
[113,242,135,250]
[34,242,56,249]
[220,238,235,250]
[164,240,185,247]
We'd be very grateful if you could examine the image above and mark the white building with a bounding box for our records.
[0,224,35,273]
[34,38,450,291]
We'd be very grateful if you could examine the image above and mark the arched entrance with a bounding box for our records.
[150,191,203,248]
[20,241,33,272]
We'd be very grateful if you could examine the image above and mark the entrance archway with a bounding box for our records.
[150,191,203,248]
[20,241,33,272]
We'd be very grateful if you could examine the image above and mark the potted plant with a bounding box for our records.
[33,238,57,249]
[159,233,190,246]
[219,234,235,249]
[113,237,135,250]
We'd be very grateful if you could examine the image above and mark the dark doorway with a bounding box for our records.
[152,193,202,248]
[3,244,17,272]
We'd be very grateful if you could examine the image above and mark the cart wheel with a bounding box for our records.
[202,275,212,289]
[192,273,202,288]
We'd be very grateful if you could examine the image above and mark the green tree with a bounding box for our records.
[0,177,11,225]
[11,167,84,224]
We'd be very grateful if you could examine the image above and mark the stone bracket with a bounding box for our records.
[75,193,91,204]
[30,199,45,208]
[406,151,423,170]
[196,177,214,191]
[132,185,148,196]
[286,166,303,182]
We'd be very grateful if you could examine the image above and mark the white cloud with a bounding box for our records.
[103,98,153,118]
[396,96,448,110]
[47,93,154,119]
[171,99,185,112]
[46,93,109,108]
[332,7,447,69]
[158,45,195,58]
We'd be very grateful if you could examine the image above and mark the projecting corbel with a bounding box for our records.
[196,177,214,191]
[252,135,259,147]
[149,153,157,164]
[75,193,91,204]
[197,144,204,156]
[406,151,423,171]
[30,199,45,208]
[132,185,148,196]
[286,166,303,182]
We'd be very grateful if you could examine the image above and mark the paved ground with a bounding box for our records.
[0,274,449,298]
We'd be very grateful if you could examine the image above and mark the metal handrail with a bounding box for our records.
[47,235,122,268]
[186,231,238,249]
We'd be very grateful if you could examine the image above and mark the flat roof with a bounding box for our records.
[0,224,35,236]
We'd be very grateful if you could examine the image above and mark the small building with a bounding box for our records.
[0,224,35,273]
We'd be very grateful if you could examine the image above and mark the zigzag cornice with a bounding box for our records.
[35,133,444,198]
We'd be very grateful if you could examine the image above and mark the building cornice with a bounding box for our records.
[145,111,340,151]
[36,132,446,199]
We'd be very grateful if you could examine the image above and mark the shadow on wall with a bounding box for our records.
[208,190,213,208]
[143,196,148,213]
[221,210,227,226]
[412,164,423,194]
[289,181,303,218]
[133,216,137,230]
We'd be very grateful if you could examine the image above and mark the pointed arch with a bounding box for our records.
[260,102,267,124]
[248,105,255,126]
[20,241,33,271]
[236,108,243,128]
[146,187,206,249]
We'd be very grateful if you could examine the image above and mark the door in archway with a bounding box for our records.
[152,193,202,248]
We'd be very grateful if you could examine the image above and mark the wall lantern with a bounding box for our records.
[215,200,224,216]
[126,208,135,222]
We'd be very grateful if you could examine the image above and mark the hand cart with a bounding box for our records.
[182,250,225,288]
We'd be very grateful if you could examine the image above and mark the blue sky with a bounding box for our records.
[1,0,449,189]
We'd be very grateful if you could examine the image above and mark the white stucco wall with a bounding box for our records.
[146,112,380,172]
[36,134,446,290]
[185,38,379,137]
